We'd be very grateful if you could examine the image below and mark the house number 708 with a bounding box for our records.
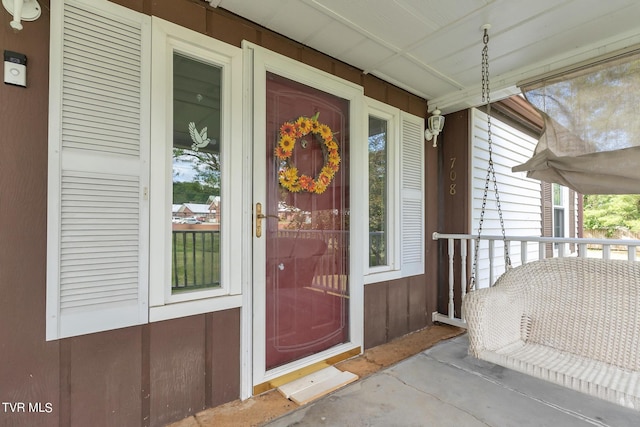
[449,157,457,195]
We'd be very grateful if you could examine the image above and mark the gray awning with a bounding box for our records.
[513,51,640,194]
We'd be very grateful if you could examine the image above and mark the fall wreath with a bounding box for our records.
[274,113,340,194]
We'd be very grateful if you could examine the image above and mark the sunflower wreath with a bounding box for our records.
[274,113,341,194]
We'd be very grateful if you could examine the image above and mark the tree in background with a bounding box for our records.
[583,194,640,235]
[173,147,220,204]
[173,181,217,204]
[368,131,387,266]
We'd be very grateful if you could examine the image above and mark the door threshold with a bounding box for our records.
[253,346,360,395]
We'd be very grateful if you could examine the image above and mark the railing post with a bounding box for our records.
[520,241,527,264]
[579,243,587,257]
[183,232,188,286]
[447,238,455,319]
[488,240,495,286]
[460,240,467,321]
[504,240,510,273]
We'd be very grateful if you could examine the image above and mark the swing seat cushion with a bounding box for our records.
[463,257,640,410]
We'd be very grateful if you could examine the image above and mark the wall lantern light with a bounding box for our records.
[425,108,445,148]
[2,0,41,31]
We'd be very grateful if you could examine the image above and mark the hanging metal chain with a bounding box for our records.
[469,26,511,292]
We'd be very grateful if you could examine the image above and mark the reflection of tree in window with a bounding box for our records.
[172,53,221,201]
[369,116,387,267]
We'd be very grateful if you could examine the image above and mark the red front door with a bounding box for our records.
[264,72,350,370]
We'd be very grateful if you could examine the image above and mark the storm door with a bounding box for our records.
[256,72,350,374]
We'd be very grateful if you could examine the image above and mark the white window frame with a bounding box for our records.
[148,18,243,321]
[552,183,566,238]
[363,97,401,283]
[362,99,425,283]
[552,183,570,254]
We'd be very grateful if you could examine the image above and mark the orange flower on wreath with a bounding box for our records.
[274,113,341,195]
[274,146,291,159]
[280,122,296,137]
[298,175,316,193]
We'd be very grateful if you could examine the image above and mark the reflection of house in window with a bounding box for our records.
[174,198,220,223]
[172,204,182,218]
[206,195,220,223]
[277,201,308,229]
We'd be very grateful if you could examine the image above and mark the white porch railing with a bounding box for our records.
[431,232,640,328]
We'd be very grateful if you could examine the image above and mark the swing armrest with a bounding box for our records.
[463,287,525,357]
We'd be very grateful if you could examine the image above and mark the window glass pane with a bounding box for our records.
[553,183,562,206]
[554,208,565,238]
[171,53,222,293]
[369,115,388,267]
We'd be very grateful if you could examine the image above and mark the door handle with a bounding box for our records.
[255,202,279,238]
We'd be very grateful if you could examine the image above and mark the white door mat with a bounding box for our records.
[277,366,359,405]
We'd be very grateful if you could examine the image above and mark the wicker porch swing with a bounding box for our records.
[464,26,640,410]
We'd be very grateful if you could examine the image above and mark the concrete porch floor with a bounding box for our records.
[170,326,639,426]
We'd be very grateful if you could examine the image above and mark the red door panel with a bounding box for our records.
[265,73,350,370]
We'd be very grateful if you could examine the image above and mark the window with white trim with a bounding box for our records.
[364,98,424,283]
[47,1,243,339]
[148,18,243,321]
[552,183,569,252]
[553,183,565,239]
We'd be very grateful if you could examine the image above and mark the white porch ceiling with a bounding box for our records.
[212,0,640,113]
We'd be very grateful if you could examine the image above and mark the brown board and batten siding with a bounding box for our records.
[436,110,470,317]
[1,3,59,427]
[0,1,432,426]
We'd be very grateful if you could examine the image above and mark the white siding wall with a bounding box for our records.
[471,108,541,287]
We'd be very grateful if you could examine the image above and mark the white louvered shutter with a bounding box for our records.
[47,0,151,340]
[400,113,425,277]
